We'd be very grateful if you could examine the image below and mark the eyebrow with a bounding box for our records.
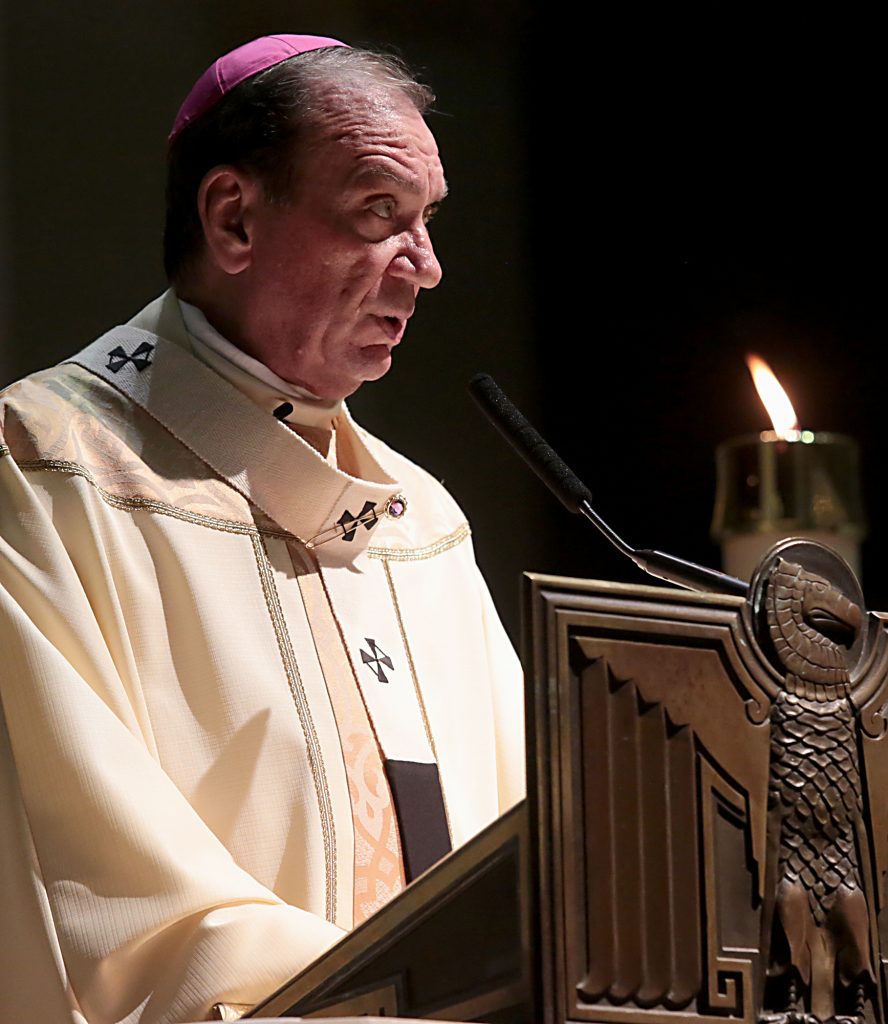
[351,166,449,203]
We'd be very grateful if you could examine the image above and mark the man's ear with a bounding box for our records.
[196,166,263,275]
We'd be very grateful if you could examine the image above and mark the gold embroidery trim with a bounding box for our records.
[251,535,337,921]
[1,449,472,559]
[4,453,294,539]
[366,522,471,561]
[380,558,453,842]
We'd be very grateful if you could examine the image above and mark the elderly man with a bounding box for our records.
[0,34,523,1024]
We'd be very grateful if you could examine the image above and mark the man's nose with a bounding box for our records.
[387,226,443,289]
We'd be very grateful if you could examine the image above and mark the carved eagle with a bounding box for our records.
[762,557,874,1023]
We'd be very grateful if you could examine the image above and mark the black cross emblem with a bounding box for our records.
[360,639,394,683]
[106,341,154,374]
[338,500,379,542]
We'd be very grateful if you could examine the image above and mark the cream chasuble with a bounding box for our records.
[0,291,525,1024]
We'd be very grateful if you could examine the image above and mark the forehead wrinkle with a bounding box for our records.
[352,166,422,194]
[311,82,439,150]
[313,83,409,138]
[330,120,439,163]
[350,164,449,202]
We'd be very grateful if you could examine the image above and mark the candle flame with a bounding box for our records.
[745,353,800,439]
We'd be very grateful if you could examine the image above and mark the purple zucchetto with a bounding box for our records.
[169,33,348,143]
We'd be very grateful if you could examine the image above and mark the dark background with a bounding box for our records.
[1,4,885,638]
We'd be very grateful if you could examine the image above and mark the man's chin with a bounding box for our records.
[360,344,394,378]
[349,342,394,387]
[311,347,393,401]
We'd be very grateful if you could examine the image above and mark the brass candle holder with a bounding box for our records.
[712,429,865,581]
[711,355,866,583]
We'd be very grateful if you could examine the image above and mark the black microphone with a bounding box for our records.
[467,373,592,514]
[468,373,748,597]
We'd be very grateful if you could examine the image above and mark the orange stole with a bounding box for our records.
[295,563,405,926]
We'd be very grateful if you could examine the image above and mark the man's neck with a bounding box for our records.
[177,296,342,462]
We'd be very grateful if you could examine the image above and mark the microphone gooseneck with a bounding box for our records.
[468,373,592,514]
[468,373,748,597]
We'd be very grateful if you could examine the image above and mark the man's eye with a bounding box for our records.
[423,203,440,225]
[368,199,395,219]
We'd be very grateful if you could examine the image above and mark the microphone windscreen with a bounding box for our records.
[468,373,592,513]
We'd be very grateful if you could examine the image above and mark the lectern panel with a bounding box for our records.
[526,545,888,1024]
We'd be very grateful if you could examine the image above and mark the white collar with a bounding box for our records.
[178,298,342,431]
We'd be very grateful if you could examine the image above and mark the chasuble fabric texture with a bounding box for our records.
[0,292,525,1024]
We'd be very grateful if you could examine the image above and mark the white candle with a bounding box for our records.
[712,431,864,583]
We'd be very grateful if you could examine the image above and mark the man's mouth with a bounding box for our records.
[373,315,406,341]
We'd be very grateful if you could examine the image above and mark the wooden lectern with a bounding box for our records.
[248,539,888,1024]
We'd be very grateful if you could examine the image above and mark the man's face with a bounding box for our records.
[235,82,446,400]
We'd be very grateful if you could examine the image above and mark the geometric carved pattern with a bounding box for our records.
[571,656,762,1022]
[698,754,757,1017]
[577,662,702,1011]
[550,624,777,1024]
